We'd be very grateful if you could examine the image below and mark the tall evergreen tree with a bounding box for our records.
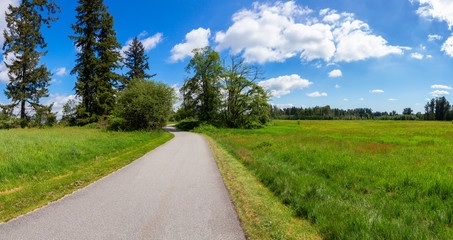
[69,0,121,123]
[122,36,155,89]
[2,0,59,126]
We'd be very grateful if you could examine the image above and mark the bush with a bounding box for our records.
[175,120,200,131]
[113,79,175,130]
[107,117,127,131]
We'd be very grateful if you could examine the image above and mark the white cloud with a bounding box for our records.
[54,67,67,77]
[328,69,342,77]
[428,34,442,41]
[430,89,450,96]
[370,89,384,93]
[441,35,453,57]
[0,0,19,45]
[44,94,79,118]
[388,98,398,101]
[141,32,163,51]
[431,84,452,89]
[359,97,364,101]
[0,60,8,84]
[426,54,433,58]
[275,103,295,108]
[121,32,163,57]
[411,52,424,59]
[343,98,349,101]
[335,84,340,88]
[170,28,211,62]
[258,74,312,98]
[214,1,404,64]
[306,91,327,97]
[411,0,453,29]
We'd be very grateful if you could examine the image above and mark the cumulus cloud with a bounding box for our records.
[258,74,312,98]
[428,34,442,41]
[214,1,404,64]
[411,52,424,59]
[44,94,79,118]
[170,28,211,62]
[328,69,342,77]
[0,60,8,84]
[431,84,452,89]
[359,97,364,101]
[307,91,327,97]
[411,0,453,29]
[335,84,340,88]
[343,98,349,101]
[54,67,67,76]
[388,98,398,101]
[0,0,19,45]
[121,32,163,57]
[275,103,295,108]
[430,89,450,96]
[441,35,453,57]
[370,89,384,93]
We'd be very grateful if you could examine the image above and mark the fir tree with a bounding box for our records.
[122,36,155,89]
[2,0,59,126]
[69,0,121,123]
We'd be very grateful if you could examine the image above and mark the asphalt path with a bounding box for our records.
[0,126,245,240]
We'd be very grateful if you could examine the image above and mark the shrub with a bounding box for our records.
[114,79,175,130]
[175,120,200,131]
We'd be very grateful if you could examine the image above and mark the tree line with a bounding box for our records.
[0,0,174,130]
[271,96,453,121]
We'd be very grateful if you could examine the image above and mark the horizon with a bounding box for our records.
[1,0,453,115]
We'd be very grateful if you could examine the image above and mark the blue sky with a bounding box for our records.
[1,0,453,115]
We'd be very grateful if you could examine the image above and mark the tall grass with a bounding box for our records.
[0,128,173,221]
[200,120,453,239]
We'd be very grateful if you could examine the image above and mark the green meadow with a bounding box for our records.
[199,120,453,239]
[0,128,173,222]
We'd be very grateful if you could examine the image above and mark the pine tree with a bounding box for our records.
[122,36,155,89]
[2,0,59,126]
[69,0,122,123]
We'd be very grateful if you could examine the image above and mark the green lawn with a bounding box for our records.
[199,120,453,239]
[0,128,173,222]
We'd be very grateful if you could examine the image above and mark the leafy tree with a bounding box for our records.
[223,56,269,128]
[181,46,223,122]
[122,36,155,89]
[424,97,451,121]
[61,99,77,126]
[3,0,59,127]
[70,0,121,124]
[113,79,175,130]
[32,103,57,127]
[403,108,413,115]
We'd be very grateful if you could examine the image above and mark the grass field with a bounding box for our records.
[199,120,453,239]
[0,128,173,222]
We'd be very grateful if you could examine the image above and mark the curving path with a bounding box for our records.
[0,126,245,240]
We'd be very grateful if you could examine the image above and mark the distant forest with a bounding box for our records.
[271,96,453,121]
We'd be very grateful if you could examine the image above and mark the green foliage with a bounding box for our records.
[201,120,453,239]
[60,99,77,126]
[181,46,223,122]
[113,79,175,130]
[106,116,127,131]
[31,103,57,127]
[223,57,270,128]
[3,0,59,122]
[424,97,452,121]
[70,0,122,123]
[122,36,155,89]
[175,119,200,131]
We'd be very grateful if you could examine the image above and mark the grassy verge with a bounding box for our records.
[0,128,173,222]
[199,120,453,239]
[205,135,321,240]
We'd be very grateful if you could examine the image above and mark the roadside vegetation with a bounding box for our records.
[0,128,173,222]
[197,120,453,239]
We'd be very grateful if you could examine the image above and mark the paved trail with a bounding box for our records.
[0,126,245,240]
